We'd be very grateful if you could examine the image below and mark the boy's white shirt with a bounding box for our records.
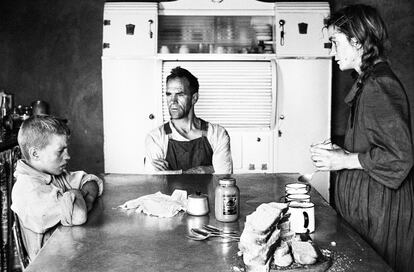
[11,159,104,259]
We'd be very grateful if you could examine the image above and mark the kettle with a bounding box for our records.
[31,100,50,116]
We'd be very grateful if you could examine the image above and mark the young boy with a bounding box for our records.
[11,115,103,260]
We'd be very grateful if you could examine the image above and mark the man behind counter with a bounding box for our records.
[144,66,233,174]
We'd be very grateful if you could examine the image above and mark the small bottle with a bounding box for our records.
[215,177,240,222]
[11,106,21,131]
[198,43,204,53]
[0,95,8,119]
[0,95,10,131]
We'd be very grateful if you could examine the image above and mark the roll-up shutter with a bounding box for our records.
[161,61,276,129]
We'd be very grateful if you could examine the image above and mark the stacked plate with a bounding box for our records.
[253,24,272,41]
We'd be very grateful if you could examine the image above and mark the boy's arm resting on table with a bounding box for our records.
[11,181,88,233]
[80,181,99,212]
[60,189,87,226]
[76,172,104,196]
[68,171,104,211]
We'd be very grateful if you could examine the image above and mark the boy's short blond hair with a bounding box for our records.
[18,115,71,160]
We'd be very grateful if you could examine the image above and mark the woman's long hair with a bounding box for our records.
[326,4,390,76]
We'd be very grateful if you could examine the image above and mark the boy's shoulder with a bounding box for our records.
[11,173,54,205]
[13,172,51,191]
[13,160,53,187]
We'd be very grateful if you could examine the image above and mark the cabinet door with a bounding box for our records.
[103,3,157,56]
[228,130,274,173]
[102,58,161,173]
[242,131,273,172]
[275,59,331,199]
[275,59,331,171]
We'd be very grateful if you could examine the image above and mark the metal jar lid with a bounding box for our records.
[218,177,236,186]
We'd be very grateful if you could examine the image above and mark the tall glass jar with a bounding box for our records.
[215,177,240,222]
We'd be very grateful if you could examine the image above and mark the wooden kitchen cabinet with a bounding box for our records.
[101,1,332,200]
[102,2,161,173]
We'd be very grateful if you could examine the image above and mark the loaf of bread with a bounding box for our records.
[245,202,288,233]
[239,202,288,270]
[240,224,276,246]
[291,241,318,265]
[241,228,280,265]
[274,252,293,267]
[274,241,289,257]
[273,241,293,267]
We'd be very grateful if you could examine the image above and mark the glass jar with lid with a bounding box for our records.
[215,177,240,222]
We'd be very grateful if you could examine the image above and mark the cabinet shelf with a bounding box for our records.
[158,15,275,54]
[157,53,277,61]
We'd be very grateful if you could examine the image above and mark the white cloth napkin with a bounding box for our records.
[118,190,188,218]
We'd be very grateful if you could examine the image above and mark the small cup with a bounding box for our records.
[179,45,189,54]
[286,187,308,195]
[289,201,315,233]
[187,192,209,216]
[215,46,225,54]
[285,183,310,193]
[160,45,170,54]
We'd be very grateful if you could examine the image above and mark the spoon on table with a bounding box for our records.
[186,228,240,241]
[186,234,239,242]
[202,225,239,235]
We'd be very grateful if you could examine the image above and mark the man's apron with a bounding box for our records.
[164,120,213,171]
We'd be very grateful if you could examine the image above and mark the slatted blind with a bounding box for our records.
[161,61,276,128]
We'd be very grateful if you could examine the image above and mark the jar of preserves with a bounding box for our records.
[215,177,240,222]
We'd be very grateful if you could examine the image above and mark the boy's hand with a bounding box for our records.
[83,194,95,212]
[66,189,88,225]
[81,181,99,212]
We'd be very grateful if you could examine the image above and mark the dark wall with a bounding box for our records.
[0,0,106,173]
[330,0,414,140]
[0,0,413,174]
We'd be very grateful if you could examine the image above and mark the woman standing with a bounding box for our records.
[310,4,414,272]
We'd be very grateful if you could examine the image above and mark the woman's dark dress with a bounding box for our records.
[334,62,414,272]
